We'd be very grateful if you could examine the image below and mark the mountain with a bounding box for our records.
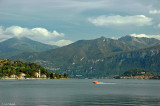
[10,36,160,78]
[119,35,160,49]
[0,37,58,58]
[92,44,160,77]
[10,36,137,64]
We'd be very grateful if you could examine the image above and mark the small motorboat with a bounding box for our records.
[93,81,99,84]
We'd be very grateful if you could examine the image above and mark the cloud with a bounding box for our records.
[158,23,160,28]
[0,26,69,46]
[0,26,64,40]
[149,10,160,14]
[49,39,73,47]
[3,26,64,38]
[3,0,109,12]
[0,26,3,34]
[130,33,160,40]
[88,15,153,27]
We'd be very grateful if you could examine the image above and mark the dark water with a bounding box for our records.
[0,79,160,106]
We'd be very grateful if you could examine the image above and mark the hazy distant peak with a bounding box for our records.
[0,37,59,58]
[118,35,135,41]
[118,35,160,49]
[8,36,30,41]
[100,36,106,39]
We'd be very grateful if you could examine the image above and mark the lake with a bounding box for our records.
[0,79,160,106]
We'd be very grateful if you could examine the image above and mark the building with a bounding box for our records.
[10,74,16,78]
[35,72,40,78]
[20,73,26,77]
[35,69,41,78]
[41,74,47,78]
[17,73,26,79]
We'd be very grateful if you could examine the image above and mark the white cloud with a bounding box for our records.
[0,25,64,42]
[49,39,73,47]
[130,33,160,40]
[149,10,160,14]
[0,26,3,35]
[158,23,160,28]
[4,26,28,37]
[0,26,73,46]
[3,26,64,38]
[88,15,153,26]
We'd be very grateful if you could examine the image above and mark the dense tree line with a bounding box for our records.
[0,59,68,79]
[122,68,152,76]
[114,68,160,79]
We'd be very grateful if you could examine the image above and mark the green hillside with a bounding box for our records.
[0,37,58,58]
[0,59,68,79]
[10,36,160,78]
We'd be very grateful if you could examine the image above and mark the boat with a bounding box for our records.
[93,81,99,84]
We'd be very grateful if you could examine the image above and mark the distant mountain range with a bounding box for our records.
[119,36,160,49]
[10,36,160,78]
[0,37,58,58]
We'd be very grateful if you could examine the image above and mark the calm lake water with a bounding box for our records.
[0,79,160,106]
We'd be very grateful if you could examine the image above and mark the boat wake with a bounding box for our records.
[96,82,117,84]
[93,81,117,84]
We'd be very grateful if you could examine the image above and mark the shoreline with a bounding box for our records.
[0,77,69,80]
[0,78,48,80]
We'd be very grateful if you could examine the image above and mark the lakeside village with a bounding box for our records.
[114,68,160,79]
[1,59,159,80]
[0,59,69,80]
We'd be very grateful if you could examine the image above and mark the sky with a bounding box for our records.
[0,0,160,46]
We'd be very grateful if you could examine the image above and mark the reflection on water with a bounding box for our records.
[0,79,160,106]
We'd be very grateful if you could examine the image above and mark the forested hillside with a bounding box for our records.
[0,59,68,79]
[10,36,160,78]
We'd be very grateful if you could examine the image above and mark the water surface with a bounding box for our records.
[0,79,160,106]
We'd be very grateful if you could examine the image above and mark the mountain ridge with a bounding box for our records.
[0,37,58,58]
[10,36,160,78]
[119,35,160,49]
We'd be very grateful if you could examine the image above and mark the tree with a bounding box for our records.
[50,73,54,79]
[64,73,68,78]
[0,73,4,78]
[0,59,66,79]
[122,68,151,76]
